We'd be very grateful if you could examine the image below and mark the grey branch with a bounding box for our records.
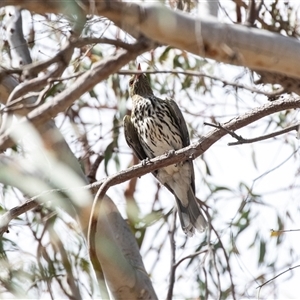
[118,69,285,97]
[0,39,153,151]
[3,1,300,79]
[204,121,300,146]
[256,264,300,290]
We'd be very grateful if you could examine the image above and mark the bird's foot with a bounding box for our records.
[165,149,175,157]
[165,149,179,167]
[141,157,150,166]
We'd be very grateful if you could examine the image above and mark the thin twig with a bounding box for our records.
[3,84,52,112]
[173,249,208,269]
[256,264,300,290]
[0,38,145,80]
[0,38,154,151]
[87,154,104,183]
[118,69,284,97]
[204,122,243,141]
[0,199,39,235]
[211,225,237,300]
[204,121,300,146]
[166,210,177,300]
[228,123,300,145]
[212,242,222,300]
[49,224,82,299]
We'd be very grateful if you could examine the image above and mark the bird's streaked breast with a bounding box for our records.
[131,96,183,158]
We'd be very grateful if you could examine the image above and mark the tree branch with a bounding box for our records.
[228,122,300,145]
[0,37,141,81]
[166,210,177,300]
[256,264,300,290]
[0,199,39,235]
[204,121,300,146]
[86,97,300,228]
[4,1,300,79]
[87,95,300,299]
[2,96,299,236]
[118,69,285,97]
[0,38,153,151]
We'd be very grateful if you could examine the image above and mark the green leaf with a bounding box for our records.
[89,89,97,99]
[104,115,121,175]
[104,141,114,175]
[258,240,266,265]
[159,46,173,63]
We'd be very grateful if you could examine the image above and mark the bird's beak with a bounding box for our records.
[136,63,142,79]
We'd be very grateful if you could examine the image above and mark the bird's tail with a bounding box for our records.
[175,188,207,237]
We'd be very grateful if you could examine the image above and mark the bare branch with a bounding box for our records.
[173,249,208,270]
[166,211,177,300]
[256,265,300,290]
[211,225,237,300]
[2,96,300,235]
[0,37,145,81]
[88,96,300,231]
[0,199,39,235]
[0,38,154,151]
[5,7,32,67]
[119,69,285,97]
[245,0,263,27]
[205,121,300,146]
[3,84,52,112]
[3,1,300,79]
[228,122,300,145]
[90,195,158,300]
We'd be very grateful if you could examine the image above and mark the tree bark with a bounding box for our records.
[2,1,300,79]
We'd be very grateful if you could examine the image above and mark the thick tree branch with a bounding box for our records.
[5,7,32,67]
[3,1,300,79]
[91,195,158,300]
[86,98,300,193]
[1,95,298,298]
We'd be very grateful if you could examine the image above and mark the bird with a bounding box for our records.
[123,65,207,236]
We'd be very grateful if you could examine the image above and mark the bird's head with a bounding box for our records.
[129,64,153,98]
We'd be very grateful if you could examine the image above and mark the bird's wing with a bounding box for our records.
[123,115,147,161]
[124,115,179,197]
[166,99,190,147]
[166,98,196,193]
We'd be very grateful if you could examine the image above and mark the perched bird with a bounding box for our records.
[123,67,207,236]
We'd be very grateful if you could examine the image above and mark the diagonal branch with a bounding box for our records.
[87,96,300,295]
[2,96,300,235]
[0,39,154,151]
[88,96,300,224]
[228,122,300,145]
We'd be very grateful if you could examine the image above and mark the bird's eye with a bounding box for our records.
[129,78,134,86]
